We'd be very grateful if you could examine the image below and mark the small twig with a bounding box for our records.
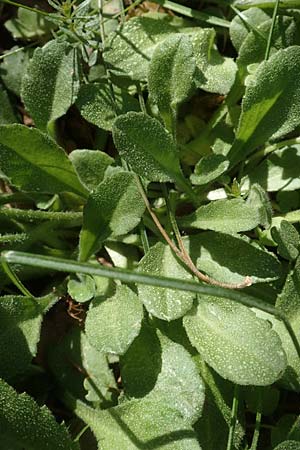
[139,178,252,289]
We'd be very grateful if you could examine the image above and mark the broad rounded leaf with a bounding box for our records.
[274,442,300,450]
[74,397,202,450]
[192,29,237,95]
[0,378,76,450]
[138,242,195,320]
[105,14,193,81]
[22,39,80,131]
[148,34,196,126]
[76,83,139,131]
[0,124,87,196]
[112,112,183,183]
[183,296,287,385]
[79,170,145,261]
[70,149,113,191]
[85,285,143,355]
[179,198,261,233]
[188,232,281,284]
[230,7,270,52]
[147,334,205,424]
[0,296,42,381]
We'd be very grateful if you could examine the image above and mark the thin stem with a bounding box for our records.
[138,177,251,289]
[264,0,280,60]
[246,136,300,169]
[137,83,147,115]
[250,410,262,450]
[151,0,230,28]
[73,424,89,443]
[1,258,33,297]
[226,384,240,450]
[139,221,150,254]
[3,247,300,363]
[0,44,34,61]
[0,0,51,16]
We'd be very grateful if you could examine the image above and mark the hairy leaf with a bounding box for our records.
[188,232,281,284]
[76,83,139,131]
[0,296,42,381]
[112,112,184,183]
[70,149,113,191]
[179,198,261,233]
[229,47,300,165]
[0,378,76,450]
[105,14,193,81]
[85,285,143,355]
[148,34,196,128]
[22,39,80,131]
[184,296,287,385]
[192,28,237,95]
[72,396,201,450]
[0,124,87,196]
[138,242,195,320]
[79,171,145,261]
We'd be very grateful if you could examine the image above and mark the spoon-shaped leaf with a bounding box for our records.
[183,295,287,385]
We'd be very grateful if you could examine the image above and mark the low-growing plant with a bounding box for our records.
[1,0,300,448]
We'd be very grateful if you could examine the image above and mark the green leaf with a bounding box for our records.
[271,220,300,261]
[138,242,195,320]
[246,183,272,228]
[229,7,270,52]
[148,34,196,128]
[112,112,184,183]
[188,232,281,285]
[146,334,205,424]
[79,170,145,261]
[105,14,193,81]
[0,296,42,381]
[22,39,80,131]
[183,295,287,385]
[71,396,202,450]
[1,47,33,97]
[70,149,113,191]
[272,258,300,391]
[243,144,300,192]
[120,322,162,398]
[229,47,300,165]
[121,328,204,424]
[5,8,54,40]
[0,378,76,450]
[85,285,143,355]
[0,86,18,125]
[190,154,229,186]
[49,327,117,407]
[76,82,139,131]
[238,16,300,72]
[0,124,87,196]
[67,274,96,303]
[274,442,300,450]
[192,28,237,95]
[179,198,261,233]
